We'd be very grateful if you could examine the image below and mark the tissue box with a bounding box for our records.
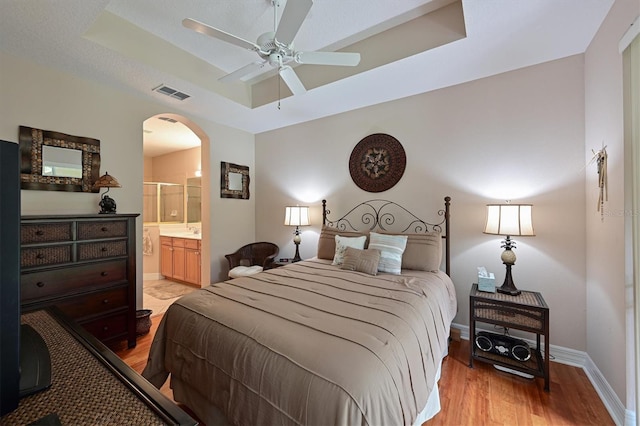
[478,276,496,293]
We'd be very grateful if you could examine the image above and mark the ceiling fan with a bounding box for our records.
[182,0,361,95]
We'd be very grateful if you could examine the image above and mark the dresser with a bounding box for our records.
[20,214,139,348]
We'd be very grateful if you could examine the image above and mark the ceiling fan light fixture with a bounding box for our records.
[184,0,359,97]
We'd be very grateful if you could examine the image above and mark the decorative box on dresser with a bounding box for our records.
[20,214,139,348]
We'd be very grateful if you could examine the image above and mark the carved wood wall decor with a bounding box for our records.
[349,133,406,193]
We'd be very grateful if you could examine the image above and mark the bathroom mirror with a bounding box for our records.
[19,126,101,192]
[220,161,249,199]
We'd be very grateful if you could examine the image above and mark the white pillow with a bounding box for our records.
[368,232,408,275]
[332,235,367,265]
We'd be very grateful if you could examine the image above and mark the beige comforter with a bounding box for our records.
[143,259,457,426]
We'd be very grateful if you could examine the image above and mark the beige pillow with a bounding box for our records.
[381,231,442,271]
[317,226,367,260]
[340,247,381,275]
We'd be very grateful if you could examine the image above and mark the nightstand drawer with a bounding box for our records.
[473,300,544,331]
[21,260,127,302]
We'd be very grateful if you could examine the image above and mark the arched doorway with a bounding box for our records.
[140,113,211,314]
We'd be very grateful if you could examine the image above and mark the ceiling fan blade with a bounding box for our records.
[183,18,260,52]
[219,61,268,82]
[295,51,361,66]
[274,0,313,46]
[279,66,306,95]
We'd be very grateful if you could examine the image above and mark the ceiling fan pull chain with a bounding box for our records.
[277,72,281,110]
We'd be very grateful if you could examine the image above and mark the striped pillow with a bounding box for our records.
[368,232,408,275]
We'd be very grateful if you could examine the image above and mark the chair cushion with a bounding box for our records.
[229,265,263,279]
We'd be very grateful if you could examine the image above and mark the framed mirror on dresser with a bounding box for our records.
[18,126,101,193]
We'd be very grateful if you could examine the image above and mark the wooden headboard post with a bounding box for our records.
[321,197,452,276]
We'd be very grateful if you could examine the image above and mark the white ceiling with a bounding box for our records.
[0,0,614,157]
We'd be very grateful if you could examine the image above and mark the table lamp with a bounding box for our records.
[284,206,310,262]
[483,203,535,295]
[93,172,121,214]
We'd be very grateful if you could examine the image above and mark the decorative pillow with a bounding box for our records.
[317,226,367,260]
[332,235,367,265]
[368,232,408,275]
[380,231,442,271]
[340,247,381,275]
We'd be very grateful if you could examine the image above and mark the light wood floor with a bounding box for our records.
[112,316,614,426]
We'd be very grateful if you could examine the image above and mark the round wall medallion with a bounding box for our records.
[349,133,406,193]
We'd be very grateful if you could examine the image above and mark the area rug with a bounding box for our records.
[144,281,197,300]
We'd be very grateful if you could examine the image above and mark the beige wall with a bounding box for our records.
[584,0,639,414]
[149,146,201,185]
[256,54,587,350]
[0,51,256,299]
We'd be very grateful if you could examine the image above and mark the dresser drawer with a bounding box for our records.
[21,222,73,244]
[57,286,128,319]
[77,220,128,240]
[21,259,127,302]
[78,240,127,260]
[80,312,128,341]
[21,244,72,268]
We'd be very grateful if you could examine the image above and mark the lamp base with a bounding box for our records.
[497,263,521,296]
[292,241,301,263]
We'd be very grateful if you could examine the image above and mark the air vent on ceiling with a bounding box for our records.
[152,84,191,101]
[157,116,178,123]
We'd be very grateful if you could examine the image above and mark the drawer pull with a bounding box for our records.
[36,253,45,259]
[103,326,109,332]
[101,271,108,276]
[101,247,107,252]
[101,227,108,232]
[36,281,45,288]
[35,230,44,236]
[102,299,109,304]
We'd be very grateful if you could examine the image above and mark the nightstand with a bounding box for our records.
[266,259,293,270]
[469,284,550,391]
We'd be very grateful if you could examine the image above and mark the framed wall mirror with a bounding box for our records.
[18,126,101,192]
[220,161,249,199]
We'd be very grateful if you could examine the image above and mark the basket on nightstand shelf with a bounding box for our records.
[136,309,153,335]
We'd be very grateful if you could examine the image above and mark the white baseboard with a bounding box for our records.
[453,322,633,426]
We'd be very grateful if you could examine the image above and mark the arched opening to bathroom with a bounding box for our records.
[140,113,211,314]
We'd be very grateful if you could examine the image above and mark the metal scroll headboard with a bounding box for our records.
[322,197,451,275]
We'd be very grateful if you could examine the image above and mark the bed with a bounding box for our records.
[143,197,456,426]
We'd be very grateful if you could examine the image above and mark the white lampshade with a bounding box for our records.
[483,204,535,236]
[284,206,310,227]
